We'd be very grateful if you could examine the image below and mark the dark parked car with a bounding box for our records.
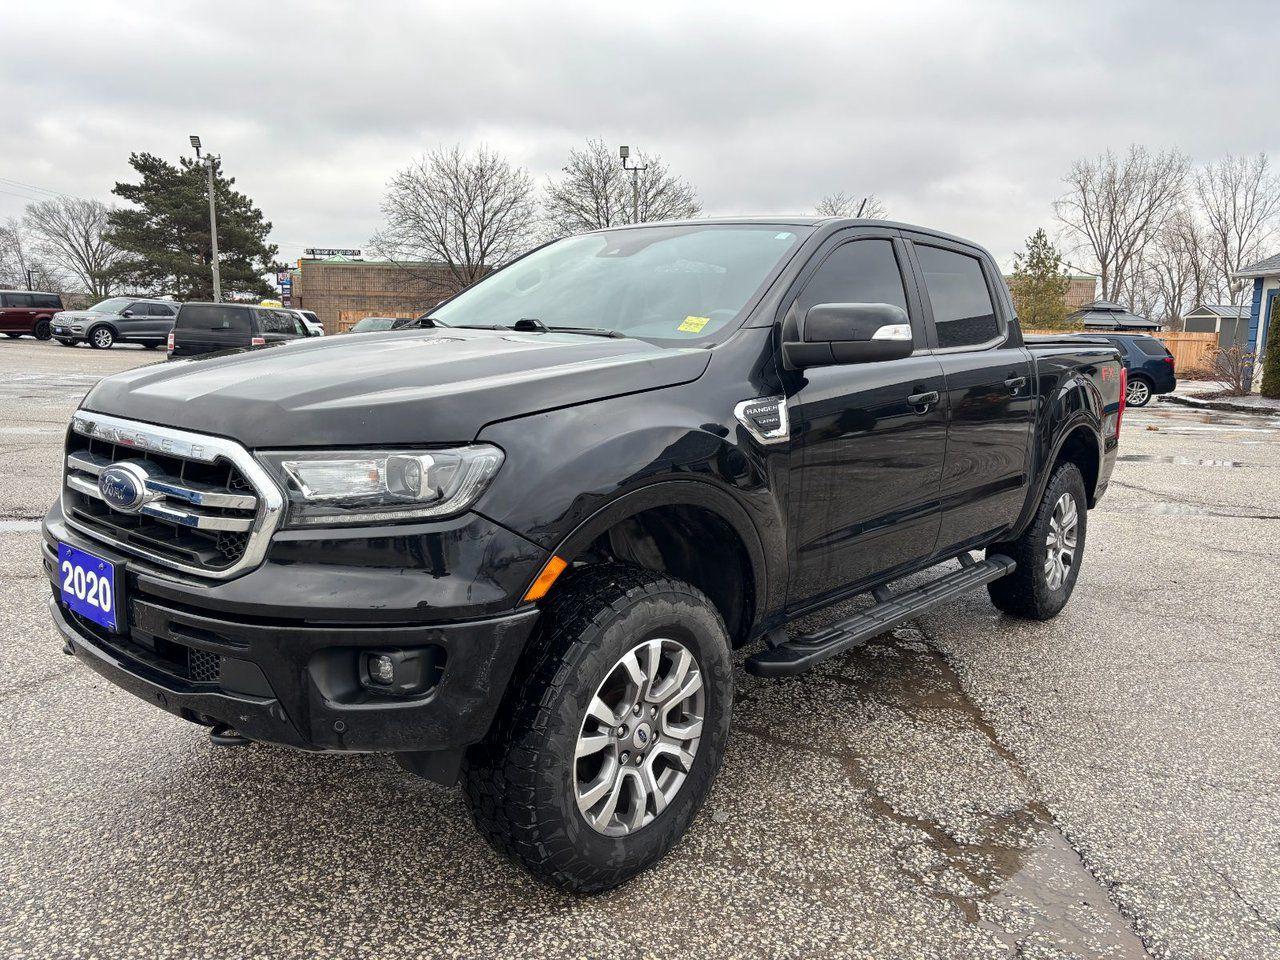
[168,303,314,357]
[52,297,179,350]
[1081,332,1175,406]
[349,315,416,333]
[0,290,64,340]
[44,218,1124,892]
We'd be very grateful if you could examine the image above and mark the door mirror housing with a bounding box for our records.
[783,302,913,369]
[119,310,134,319]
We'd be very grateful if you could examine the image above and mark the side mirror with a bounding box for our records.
[120,310,134,318]
[783,302,913,369]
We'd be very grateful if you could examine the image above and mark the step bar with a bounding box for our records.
[745,553,1016,678]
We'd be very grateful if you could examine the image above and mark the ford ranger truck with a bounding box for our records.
[43,219,1124,892]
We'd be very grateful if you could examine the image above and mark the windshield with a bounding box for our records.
[431,224,810,342]
[352,317,396,332]
[88,297,134,313]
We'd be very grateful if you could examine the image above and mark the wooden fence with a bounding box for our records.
[1023,328,1219,372]
[335,310,419,333]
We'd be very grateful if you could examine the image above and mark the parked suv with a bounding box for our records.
[1083,333,1175,406]
[349,315,416,333]
[45,219,1123,892]
[168,302,314,357]
[294,309,325,336]
[52,297,179,350]
[0,290,64,340]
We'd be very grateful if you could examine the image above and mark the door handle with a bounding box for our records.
[907,390,939,409]
[1004,375,1027,393]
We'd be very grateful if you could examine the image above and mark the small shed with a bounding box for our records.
[1067,300,1162,331]
[1183,304,1250,350]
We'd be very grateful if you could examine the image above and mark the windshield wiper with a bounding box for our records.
[439,318,626,339]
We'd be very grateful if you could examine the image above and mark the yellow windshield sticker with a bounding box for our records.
[678,315,710,333]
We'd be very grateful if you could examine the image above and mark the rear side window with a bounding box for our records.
[796,238,910,317]
[33,293,62,308]
[177,305,251,333]
[147,303,176,317]
[1133,336,1170,357]
[915,245,1001,349]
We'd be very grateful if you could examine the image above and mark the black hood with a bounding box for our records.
[81,328,711,447]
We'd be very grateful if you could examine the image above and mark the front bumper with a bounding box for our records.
[44,505,544,753]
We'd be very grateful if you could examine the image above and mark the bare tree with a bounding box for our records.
[542,139,701,237]
[815,192,887,219]
[1195,153,1280,306]
[1055,145,1189,303]
[371,144,538,288]
[0,218,62,291]
[1140,210,1215,327]
[24,197,124,299]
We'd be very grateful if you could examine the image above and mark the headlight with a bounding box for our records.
[258,445,504,527]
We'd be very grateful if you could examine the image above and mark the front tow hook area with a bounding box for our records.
[209,724,252,747]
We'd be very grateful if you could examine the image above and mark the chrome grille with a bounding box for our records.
[61,412,284,580]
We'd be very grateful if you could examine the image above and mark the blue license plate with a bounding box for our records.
[57,544,120,631]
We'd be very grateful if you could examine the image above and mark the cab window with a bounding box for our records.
[915,245,1001,349]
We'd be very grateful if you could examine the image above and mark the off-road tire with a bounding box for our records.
[33,319,51,340]
[986,461,1087,620]
[462,563,733,893]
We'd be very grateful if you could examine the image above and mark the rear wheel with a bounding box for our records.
[33,319,51,340]
[987,462,1087,620]
[1126,376,1152,407]
[462,564,733,893]
[89,326,115,349]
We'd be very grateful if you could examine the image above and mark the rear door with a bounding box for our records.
[782,228,949,608]
[0,293,36,332]
[173,304,251,356]
[254,308,308,346]
[904,236,1035,553]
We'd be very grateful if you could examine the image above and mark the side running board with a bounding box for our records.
[746,554,1016,678]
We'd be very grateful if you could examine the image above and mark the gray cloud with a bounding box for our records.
[1,0,1276,266]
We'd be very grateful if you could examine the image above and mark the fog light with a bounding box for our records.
[358,648,442,697]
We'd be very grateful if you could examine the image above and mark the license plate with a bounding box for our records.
[57,543,120,631]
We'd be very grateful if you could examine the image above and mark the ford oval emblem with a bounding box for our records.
[98,463,150,513]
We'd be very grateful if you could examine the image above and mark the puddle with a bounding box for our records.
[1121,501,1279,521]
[735,628,1151,958]
[1117,454,1245,467]
[0,520,42,533]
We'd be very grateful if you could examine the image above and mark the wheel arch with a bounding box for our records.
[542,480,768,648]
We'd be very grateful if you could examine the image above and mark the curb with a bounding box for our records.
[1158,394,1280,416]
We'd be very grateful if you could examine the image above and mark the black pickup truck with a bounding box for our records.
[43,218,1124,892]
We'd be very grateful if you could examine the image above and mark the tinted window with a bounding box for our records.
[176,305,251,333]
[33,293,62,308]
[301,311,321,326]
[256,309,303,335]
[147,302,176,317]
[916,245,1001,348]
[796,239,909,321]
[4,293,35,308]
[1133,336,1169,357]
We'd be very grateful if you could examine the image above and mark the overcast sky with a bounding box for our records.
[2,0,1276,269]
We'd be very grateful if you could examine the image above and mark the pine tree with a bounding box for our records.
[1260,308,1280,398]
[107,153,279,300]
[1009,228,1073,330]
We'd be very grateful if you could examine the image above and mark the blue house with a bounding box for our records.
[1236,253,1280,360]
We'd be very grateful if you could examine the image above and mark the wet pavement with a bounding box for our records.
[0,340,1277,959]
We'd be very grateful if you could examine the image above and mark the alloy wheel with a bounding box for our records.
[1043,492,1079,591]
[1126,379,1150,405]
[574,637,705,837]
[92,328,114,349]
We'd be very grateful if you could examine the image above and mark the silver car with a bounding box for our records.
[52,297,180,350]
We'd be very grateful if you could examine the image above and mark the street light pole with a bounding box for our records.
[618,145,648,224]
[190,135,222,303]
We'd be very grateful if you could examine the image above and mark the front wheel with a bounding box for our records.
[987,461,1087,620]
[462,564,733,893]
[89,326,115,349]
[1126,376,1152,407]
[33,319,51,340]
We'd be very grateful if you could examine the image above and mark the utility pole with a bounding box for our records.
[619,145,648,224]
[190,135,222,302]
[24,269,34,291]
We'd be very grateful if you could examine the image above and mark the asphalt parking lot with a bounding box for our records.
[0,338,1277,960]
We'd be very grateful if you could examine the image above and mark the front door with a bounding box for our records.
[906,237,1035,553]
[783,231,948,610]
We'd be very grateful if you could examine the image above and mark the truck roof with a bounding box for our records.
[586,217,990,254]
